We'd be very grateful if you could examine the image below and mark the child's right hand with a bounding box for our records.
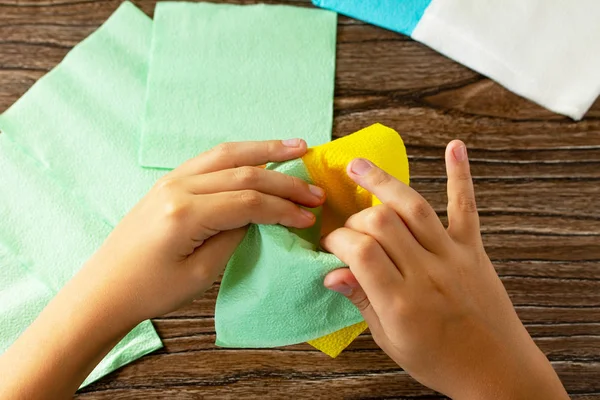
[323,141,569,399]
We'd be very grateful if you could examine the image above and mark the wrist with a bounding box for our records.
[436,318,561,400]
[0,261,139,398]
[452,338,567,400]
[70,257,145,334]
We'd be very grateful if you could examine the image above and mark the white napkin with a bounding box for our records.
[412,0,600,120]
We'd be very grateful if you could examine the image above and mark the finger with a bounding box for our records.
[186,228,247,289]
[347,158,451,253]
[182,166,325,208]
[445,140,481,244]
[324,268,388,339]
[169,139,307,178]
[321,227,403,310]
[188,190,317,241]
[345,205,426,276]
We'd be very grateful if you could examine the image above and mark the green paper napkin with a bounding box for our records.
[215,159,363,348]
[0,243,53,356]
[0,135,162,388]
[0,1,164,225]
[139,2,337,169]
[0,2,162,387]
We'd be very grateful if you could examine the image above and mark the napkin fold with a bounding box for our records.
[314,0,600,120]
[0,2,162,386]
[139,2,337,168]
[216,123,410,354]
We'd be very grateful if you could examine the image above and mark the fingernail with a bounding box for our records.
[452,144,467,162]
[308,185,325,199]
[300,208,315,220]
[350,158,372,175]
[282,138,301,147]
[328,284,353,296]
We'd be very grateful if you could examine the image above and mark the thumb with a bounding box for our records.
[324,268,386,339]
[187,227,248,288]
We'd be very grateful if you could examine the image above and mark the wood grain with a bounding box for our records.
[1,0,599,398]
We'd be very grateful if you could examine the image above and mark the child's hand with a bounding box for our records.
[322,141,569,399]
[86,139,325,324]
[0,139,327,398]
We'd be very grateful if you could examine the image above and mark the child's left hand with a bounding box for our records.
[85,139,325,324]
[0,139,325,399]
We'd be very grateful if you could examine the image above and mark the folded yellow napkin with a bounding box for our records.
[303,123,410,357]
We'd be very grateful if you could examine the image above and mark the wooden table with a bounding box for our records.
[2,1,599,398]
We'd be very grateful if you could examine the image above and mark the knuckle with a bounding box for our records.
[351,236,380,264]
[351,293,371,313]
[456,191,478,213]
[264,140,276,157]
[382,298,410,321]
[287,174,302,192]
[364,206,395,232]
[456,171,472,182]
[407,199,432,220]
[155,177,179,193]
[234,166,260,186]
[239,190,263,208]
[153,178,191,223]
[213,142,235,158]
[369,170,393,187]
[391,298,410,317]
[162,197,190,220]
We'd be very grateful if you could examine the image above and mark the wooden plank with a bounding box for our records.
[75,357,600,397]
[334,107,600,150]
[151,323,600,363]
[153,318,600,341]
[161,303,600,324]
[412,180,600,219]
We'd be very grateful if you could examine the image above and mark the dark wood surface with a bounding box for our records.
[2,1,600,398]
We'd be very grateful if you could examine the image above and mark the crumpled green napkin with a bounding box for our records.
[139,2,337,168]
[0,2,162,387]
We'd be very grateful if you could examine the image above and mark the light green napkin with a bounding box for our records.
[139,2,337,169]
[0,1,165,225]
[0,135,162,387]
[0,2,162,387]
[215,159,362,347]
[0,242,53,359]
